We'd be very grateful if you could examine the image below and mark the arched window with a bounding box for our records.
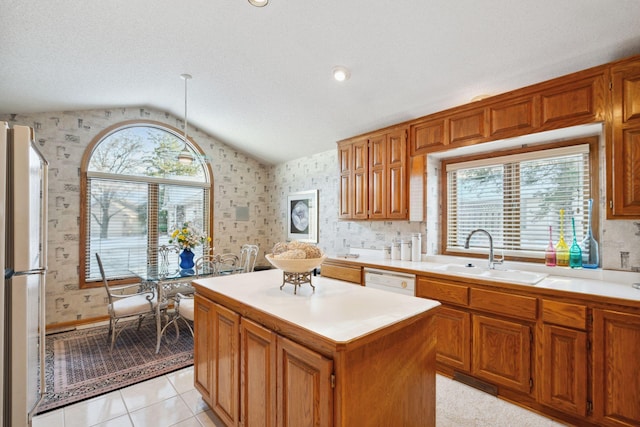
[79,120,213,288]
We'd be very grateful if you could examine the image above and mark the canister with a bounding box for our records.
[411,233,421,261]
[400,239,411,261]
[391,240,400,260]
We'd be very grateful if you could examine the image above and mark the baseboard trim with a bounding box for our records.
[452,371,498,396]
[46,315,110,334]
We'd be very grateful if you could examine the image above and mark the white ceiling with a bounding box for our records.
[2,1,640,164]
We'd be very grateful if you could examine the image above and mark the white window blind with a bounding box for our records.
[445,144,591,259]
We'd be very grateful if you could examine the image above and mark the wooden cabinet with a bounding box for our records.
[194,273,438,427]
[337,126,408,220]
[434,306,471,371]
[277,335,333,427]
[212,300,240,426]
[338,138,368,219]
[537,299,588,417]
[609,58,640,218]
[240,318,277,427]
[194,293,215,405]
[194,295,241,426]
[196,295,332,427]
[409,117,446,156]
[471,314,532,394]
[320,259,362,284]
[592,309,640,427]
[416,277,470,372]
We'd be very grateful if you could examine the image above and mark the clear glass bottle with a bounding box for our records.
[544,226,556,267]
[569,217,582,269]
[555,209,569,267]
[581,198,599,269]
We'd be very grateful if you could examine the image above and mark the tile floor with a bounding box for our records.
[32,369,567,427]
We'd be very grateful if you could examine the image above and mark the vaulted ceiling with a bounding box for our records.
[2,0,639,164]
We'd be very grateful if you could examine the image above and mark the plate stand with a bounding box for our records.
[280,271,315,295]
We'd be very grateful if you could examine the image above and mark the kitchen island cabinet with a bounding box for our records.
[193,269,440,427]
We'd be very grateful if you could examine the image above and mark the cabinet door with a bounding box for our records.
[240,318,277,427]
[472,314,532,393]
[592,309,640,427]
[410,117,446,156]
[337,141,352,219]
[277,336,333,427]
[539,324,588,417]
[194,294,215,407]
[435,306,471,372]
[212,303,241,427]
[610,59,640,218]
[368,134,387,219]
[352,139,368,219]
[386,128,407,219]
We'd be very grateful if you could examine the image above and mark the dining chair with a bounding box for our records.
[238,244,259,273]
[195,255,217,277]
[96,253,163,351]
[216,253,241,275]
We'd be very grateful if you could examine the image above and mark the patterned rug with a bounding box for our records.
[35,317,194,415]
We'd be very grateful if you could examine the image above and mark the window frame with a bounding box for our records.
[79,120,214,289]
[440,136,599,263]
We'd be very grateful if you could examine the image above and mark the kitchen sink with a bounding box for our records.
[432,264,548,285]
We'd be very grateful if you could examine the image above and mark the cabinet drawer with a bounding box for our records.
[470,288,537,321]
[541,299,587,330]
[320,262,362,284]
[416,278,469,306]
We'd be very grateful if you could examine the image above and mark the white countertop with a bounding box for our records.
[332,252,640,303]
[193,269,441,343]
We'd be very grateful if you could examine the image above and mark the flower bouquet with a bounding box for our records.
[169,221,210,250]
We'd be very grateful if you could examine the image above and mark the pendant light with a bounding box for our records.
[177,73,194,165]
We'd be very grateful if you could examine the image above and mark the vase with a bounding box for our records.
[581,198,599,269]
[179,249,195,275]
[569,217,582,269]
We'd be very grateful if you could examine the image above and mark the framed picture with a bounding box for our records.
[287,190,319,243]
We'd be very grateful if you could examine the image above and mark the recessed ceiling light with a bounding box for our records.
[332,66,351,82]
[248,0,268,7]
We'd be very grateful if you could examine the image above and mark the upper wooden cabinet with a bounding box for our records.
[410,67,608,157]
[338,126,409,220]
[609,57,640,218]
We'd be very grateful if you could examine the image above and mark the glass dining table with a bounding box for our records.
[133,256,244,352]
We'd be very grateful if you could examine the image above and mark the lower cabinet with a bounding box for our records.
[195,295,334,427]
[434,306,470,371]
[276,335,333,427]
[194,287,437,427]
[471,314,532,394]
[239,318,333,427]
[538,324,588,416]
[592,309,640,427]
[240,318,276,427]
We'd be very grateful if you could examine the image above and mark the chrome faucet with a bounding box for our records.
[464,229,503,270]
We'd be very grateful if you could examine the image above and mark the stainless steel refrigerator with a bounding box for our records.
[1,123,48,426]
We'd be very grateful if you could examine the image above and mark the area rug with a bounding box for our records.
[35,317,194,415]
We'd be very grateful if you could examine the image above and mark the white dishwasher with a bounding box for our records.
[364,268,416,296]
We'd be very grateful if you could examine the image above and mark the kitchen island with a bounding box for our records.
[192,268,440,427]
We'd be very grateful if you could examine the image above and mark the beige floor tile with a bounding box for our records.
[92,414,133,427]
[194,410,226,427]
[169,417,202,427]
[166,366,195,394]
[129,396,193,427]
[64,391,128,427]
[179,389,209,415]
[32,408,65,427]
[120,376,178,413]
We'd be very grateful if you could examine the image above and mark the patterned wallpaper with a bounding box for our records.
[3,108,639,325]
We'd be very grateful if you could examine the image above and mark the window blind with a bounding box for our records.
[445,144,591,259]
[85,177,210,282]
